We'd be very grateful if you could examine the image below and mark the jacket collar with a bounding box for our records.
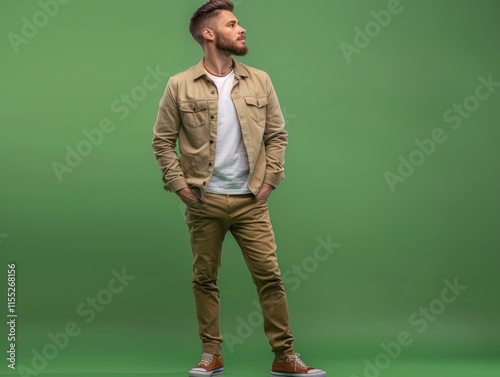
[193,57,249,80]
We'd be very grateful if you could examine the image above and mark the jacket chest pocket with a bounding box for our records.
[179,101,208,128]
[244,96,268,127]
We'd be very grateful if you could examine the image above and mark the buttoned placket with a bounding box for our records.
[206,77,218,187]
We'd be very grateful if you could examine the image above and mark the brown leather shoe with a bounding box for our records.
[271,353,326,376]
[189,352,224,377]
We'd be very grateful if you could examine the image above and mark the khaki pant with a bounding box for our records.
[185,193,294,359]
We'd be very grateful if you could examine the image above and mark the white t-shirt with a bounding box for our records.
[206,69,251,195]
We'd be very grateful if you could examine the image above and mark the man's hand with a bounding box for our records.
[176,187,200,206]
[256,183,274,200]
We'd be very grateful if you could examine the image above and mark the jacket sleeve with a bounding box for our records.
[152,78,189,193]
[263,74,288,188]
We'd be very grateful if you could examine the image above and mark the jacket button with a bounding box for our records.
[210,115,215,120]
[203,181,206,185]
[211,90,215,94]
[209,163,212,167]
[210,139,214,144]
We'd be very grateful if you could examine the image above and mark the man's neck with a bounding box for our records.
[203,52,234,77]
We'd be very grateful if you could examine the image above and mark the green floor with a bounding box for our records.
[7,359,500,377]
[6,338,500,377]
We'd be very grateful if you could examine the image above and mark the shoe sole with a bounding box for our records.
[271,371,326,377]
[189,366,224,377]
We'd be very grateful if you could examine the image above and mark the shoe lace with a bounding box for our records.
[199,353,214,367]
[286,353,307,371]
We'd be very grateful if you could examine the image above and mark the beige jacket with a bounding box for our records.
[152,58,287,198]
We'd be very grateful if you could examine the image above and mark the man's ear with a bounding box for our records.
[202,28,215,42]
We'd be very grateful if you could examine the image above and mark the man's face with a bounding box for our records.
[213,10,247,56]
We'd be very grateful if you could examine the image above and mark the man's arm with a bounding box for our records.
[262,74,288,191]
[152,78,190,194]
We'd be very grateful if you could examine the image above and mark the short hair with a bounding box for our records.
[189,0,234,45]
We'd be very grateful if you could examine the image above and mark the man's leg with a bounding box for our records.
[229,196,294,360]
[186,194,230,355]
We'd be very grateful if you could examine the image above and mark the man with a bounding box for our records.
[152,1,326,376]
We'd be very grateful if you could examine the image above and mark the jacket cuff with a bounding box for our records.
[263,172,283,189]
[165,178,189,193]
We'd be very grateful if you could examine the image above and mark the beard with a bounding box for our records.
[215,31,248,56]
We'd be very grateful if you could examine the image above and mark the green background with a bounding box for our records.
[1,0,499,376]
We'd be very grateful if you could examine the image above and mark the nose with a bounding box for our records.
[239,25,246,34]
